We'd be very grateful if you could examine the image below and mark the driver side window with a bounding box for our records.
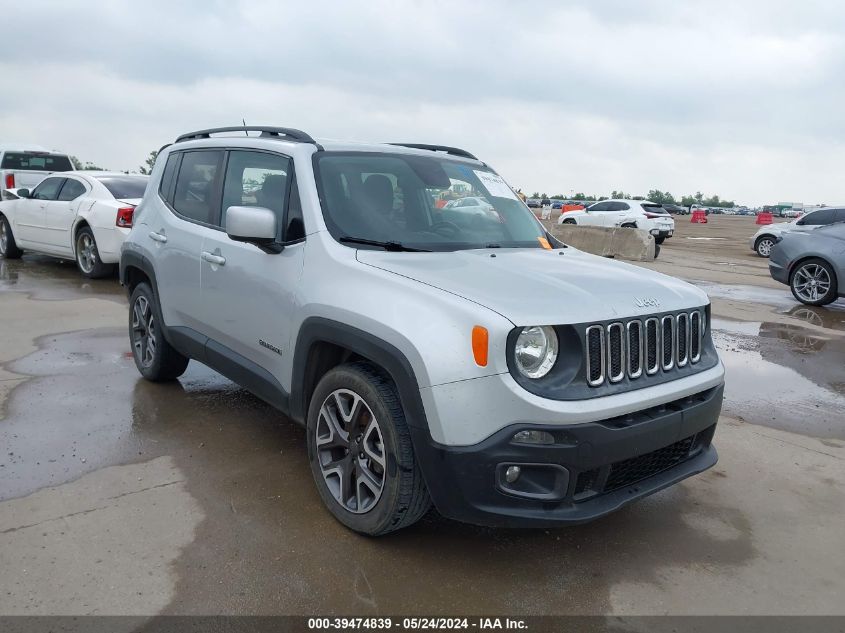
[32,177,65,201]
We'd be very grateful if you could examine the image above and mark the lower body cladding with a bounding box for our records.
[410,385,723,528]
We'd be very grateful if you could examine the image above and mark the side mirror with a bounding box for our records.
[17,189,30,199]
[795,219,805,226]
[225,206,281,253]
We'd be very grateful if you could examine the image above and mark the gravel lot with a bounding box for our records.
[1,216,843,616]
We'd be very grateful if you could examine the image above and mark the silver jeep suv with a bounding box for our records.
[120,126,725,535]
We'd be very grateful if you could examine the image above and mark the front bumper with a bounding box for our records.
[769,258,789,285]
[411,384,723,528]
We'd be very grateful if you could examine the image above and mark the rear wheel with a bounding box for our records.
[561,218,576,225]
[0,215,23,259]
[307,362,431,535]
[129,282,189,381]
[755,235,775,258]
[75,227,114,278]
[789,258,838,306]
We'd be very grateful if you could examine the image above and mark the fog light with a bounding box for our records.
[505,466,521,483]
[512,429,554,445]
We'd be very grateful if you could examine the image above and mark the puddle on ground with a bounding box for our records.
[712,317,845,438]
[693,281,796,308]
[0,255,123,303]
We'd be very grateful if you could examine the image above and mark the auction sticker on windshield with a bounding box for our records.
[474,171,518,200]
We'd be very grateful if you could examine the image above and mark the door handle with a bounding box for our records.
[201,251,226,266]
[149,231,167,243]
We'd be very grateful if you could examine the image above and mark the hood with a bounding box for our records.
[357,247,709,325]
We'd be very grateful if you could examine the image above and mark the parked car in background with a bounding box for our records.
[782,209,802,218]
[0,172,148,278]
[526,198,541,208]
[769,222,845,306]
[441,196,501,225]
[750,207,845,257]
[559,199,675,243]
[551,199,564,209]
[0,145,74,191]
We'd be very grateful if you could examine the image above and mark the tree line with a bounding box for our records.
[529,189,737,208]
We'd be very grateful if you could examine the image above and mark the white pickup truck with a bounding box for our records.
[0,145,74,191]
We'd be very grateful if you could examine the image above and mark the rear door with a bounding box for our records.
[15,176,65,246]
[154,149,225,334]
[199,149,304,391]
[43,177,88,253]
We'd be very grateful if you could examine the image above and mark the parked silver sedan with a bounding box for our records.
[769,222,845,305]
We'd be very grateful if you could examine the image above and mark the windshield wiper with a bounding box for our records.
[339,236,430,252]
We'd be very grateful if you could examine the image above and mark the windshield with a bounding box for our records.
[314,152,548,251]
[1,152,73,172]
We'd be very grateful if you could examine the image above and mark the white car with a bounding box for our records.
[0,145,74,191]
[0,171,149,277]
[441,195,500,225]
[558,199,675,244]
[750,207,845,257]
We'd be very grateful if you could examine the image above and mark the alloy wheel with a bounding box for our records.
[792,263,831,303]
[77,233,97,274]
[131,295,157,368]
[0,221,7,254]
[315,388,386,514]
[757,238,773,257]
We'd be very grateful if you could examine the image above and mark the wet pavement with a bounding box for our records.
[1,247,844,616]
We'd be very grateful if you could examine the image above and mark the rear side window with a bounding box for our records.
[1,152,73,172]
[614,202,630,211]
[171,151,224,225]
[159,153,179,202]
[96,176,148,199]
[31,177,65,200]
[57,179,86,201]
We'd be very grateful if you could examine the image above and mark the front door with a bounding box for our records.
[200,149,303,394]
[15,176,65,246]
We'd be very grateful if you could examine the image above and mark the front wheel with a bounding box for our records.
[0,215,23,259]
[307,362,431,535]
[129,282,189,381]
[655,236,666,245]
[789,258,838,306]
[755,235,775,258]
[75,227,114,278]
[561,218,576,225]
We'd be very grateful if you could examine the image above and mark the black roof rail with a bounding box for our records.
[388,143,478,160]
[175,126,317,145]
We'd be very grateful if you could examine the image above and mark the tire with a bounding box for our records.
[655,236,666,245]
[789,258,838,306]
[621,222,637,229]
[561,218,576,225]
[75,226,114,279]
[128,282,189,381]
[0,215,23,259]
[306,361,431,535]
[654,243,661,259]
[754,235,775,258]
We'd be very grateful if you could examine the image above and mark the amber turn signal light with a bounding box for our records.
[472,325,489,367]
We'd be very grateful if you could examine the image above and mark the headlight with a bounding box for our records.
[514,326,559,379]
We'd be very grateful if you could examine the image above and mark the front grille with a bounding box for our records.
[584,310,704,387]
[604,435,696,492]
[607,323,624,382]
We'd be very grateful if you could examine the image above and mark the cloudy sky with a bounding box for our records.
[3,0,844,205]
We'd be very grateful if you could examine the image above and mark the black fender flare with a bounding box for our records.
[290,317,429,434]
